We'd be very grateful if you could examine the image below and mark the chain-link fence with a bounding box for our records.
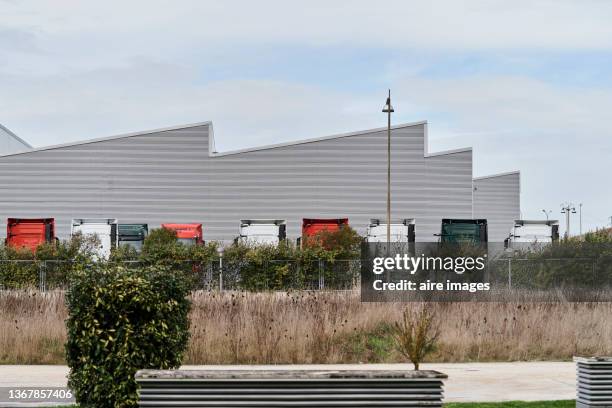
[487,256,612,290]
[2,256,611,293]
[0,259,362,291]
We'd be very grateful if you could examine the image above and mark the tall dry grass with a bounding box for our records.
[1,290,611,364]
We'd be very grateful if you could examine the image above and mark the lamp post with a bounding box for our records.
[542,209,552,221]
[561,203,576,239]
[579,203,583,236]
[382,90,394,243]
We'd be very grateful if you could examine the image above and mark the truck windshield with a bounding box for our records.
[442,224,482,244]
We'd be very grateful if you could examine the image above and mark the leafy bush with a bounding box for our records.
[223,241,300,289]
[65,264,191,408]
[301,226,362,258]
[0,245,39,288]
[499,238,612,289]
[0,225,360,290]
[220,228,362,290]
[0,235,98,289]
[140,228,217,266]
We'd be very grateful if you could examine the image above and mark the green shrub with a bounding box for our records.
[0,245,38,288]
[65,264,191,408]
[223,241,300,289]
[220,228,362,290]
[140,228,217,269]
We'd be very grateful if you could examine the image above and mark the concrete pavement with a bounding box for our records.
[0,362,576,406]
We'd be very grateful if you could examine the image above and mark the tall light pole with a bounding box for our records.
[382,90,394,243]
[561,202,576,239]
[542,209,552,221]
[579,203,583,236]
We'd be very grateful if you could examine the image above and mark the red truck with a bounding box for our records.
[300,218,349,247]
[162,223,203,246]
[302,218,349,237]
[6,218,56,252]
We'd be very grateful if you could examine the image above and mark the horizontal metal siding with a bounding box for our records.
[136,378,445,407]
[0,123,474,242]
[575,358,612,408]
[473,173,520,242]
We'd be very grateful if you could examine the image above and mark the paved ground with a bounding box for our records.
[0,362,576,406]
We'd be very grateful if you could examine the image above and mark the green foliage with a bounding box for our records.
[0,226,360,290]
[223,241,300,289]
[0,235,97,289]
[301,226,362,259]
[393,305,440,370]
[499,238,612,289]
[339,322,396,363]
[140,228,217,267]
[65,264,191,408]
[583,228,612,243]
[220,228,362,290]
[110,244,140,262]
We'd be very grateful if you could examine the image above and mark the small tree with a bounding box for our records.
[393,305,440,370]
[65,264,191,407]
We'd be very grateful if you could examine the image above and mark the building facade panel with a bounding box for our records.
[473,172,521,242]
[0,124,31,155]
[0,121,513,243]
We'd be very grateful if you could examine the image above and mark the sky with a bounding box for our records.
[1,0,611,234]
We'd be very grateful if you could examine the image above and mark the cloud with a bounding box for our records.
[0,0,611,232]
[3,0,612,55]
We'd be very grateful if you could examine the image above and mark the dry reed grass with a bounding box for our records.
[1,290,611,364]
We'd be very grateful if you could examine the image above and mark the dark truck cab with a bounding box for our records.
[118,224,148,252]
[438,219,488,244]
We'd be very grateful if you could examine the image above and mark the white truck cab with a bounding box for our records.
[366,219,415,243]
[238,219,286,245]
[71,218,118,259]
[506,220,559,246]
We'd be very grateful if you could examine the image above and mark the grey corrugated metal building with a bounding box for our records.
[0,121,519,242]
[0,124,31,156]
[473,171,521,242]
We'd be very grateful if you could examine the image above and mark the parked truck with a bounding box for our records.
[237,219,286,245]
[365,218,415,243]
[118,223,148,251]
[505,220,559,246]
[71,218,118,259]
[302,218,349,237]
[438,219,488,244]
[6,218,56,252]
[300,218,349,247]
[162,223,203,246]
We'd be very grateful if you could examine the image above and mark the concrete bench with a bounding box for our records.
[136,367,447,407]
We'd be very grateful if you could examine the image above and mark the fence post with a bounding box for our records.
[318,260,324,290]
[508,258,512,290]
[39,261,46,292]
[219,256,223,291]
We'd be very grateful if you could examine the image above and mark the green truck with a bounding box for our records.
[118,224,148,252]
[439,219,488,244]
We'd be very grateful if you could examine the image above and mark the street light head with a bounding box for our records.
[382,97,394,113]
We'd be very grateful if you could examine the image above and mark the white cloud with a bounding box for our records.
[3,0,612,57]
[0,0,611,232]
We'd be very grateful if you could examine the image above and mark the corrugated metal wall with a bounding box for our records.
[473,172,521,242]
[0,124,31,156]
[0,121,514,242]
